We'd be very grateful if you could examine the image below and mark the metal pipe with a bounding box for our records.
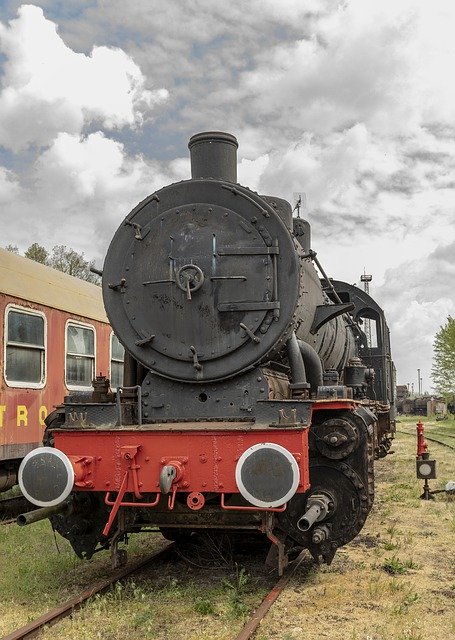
[297,494,331,532]
[297,503,322,532]
[286,332,310,396]
[188,131,238,182]
[16,500,71,526]
[123,351,136,387]
[298,340,323,392]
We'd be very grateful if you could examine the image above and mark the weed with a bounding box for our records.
[381,556,420,575]
[161,577,185,597]
[386,524,400,539]
[393,592,421,615]
[402,558,420,570]
[222,566,251,619]
[388,578,406,593]
[222,566,250,594]
[131,607,155,630]
[194,597,215,615]
[368,578,386,597]
[383,541,399,551]
[382,556,408,575]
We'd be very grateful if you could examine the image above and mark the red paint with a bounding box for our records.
[416,420,428,458]
[53,427,310,496]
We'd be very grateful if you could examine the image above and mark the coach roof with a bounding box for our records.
[0,248,108,323]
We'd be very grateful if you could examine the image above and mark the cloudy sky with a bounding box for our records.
[1,1,454,393]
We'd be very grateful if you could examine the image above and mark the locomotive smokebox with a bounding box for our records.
[188,131,238,182]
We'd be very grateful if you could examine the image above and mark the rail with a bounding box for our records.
[395,429,455,451]
[1,544,174,640]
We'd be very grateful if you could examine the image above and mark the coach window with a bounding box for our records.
[110,334,124,389]
[4,306,46,387]
[66,322,95,389]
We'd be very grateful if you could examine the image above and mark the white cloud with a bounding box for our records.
[0,4,168,151]
[376,241,455,390]
[0,166,21,202]
[0,1,454,394]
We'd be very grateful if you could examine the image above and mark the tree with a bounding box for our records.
[3,242,100,285]
[25,243,49,264]
[431,316,455,398]
[49,245,100,284]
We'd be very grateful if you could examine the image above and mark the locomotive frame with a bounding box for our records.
[18,132,396,574]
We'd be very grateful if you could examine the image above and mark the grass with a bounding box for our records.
[257,415,455,639]
[1,414,454,639]
[0,517,271,639]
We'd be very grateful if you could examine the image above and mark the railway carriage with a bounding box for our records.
[0,249,124,492]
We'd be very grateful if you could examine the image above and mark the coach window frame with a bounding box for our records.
[65,320,96,391]
[4,304,47,389]
[110,332,124,390]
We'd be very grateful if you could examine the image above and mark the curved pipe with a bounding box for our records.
[286,333,308,392]
[298,340,323,393]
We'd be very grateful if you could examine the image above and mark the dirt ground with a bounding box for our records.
[256,422,454,640]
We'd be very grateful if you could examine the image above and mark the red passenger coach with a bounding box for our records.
[0,248,123,492]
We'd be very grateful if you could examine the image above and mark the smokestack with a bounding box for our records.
[188,131,238,182]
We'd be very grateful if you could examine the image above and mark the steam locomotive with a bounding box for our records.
[18,132,396,574]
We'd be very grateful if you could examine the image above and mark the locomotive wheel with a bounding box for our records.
[276,461,371,563]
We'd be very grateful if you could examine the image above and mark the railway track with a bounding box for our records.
[233,550,307,640]
[2,538,308,640]
[395,429,455,451]
[1,544,175,640]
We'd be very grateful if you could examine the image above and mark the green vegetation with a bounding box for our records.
[1,418,454,639]
[381,556,420,575]
[4,242,100,284]
[431,316,455,398]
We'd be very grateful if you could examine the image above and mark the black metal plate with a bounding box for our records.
[103,180,299,382]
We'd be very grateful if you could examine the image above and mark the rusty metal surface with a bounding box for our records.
[233,550,307,640]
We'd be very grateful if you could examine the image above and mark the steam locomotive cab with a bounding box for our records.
[18,132,395,573]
